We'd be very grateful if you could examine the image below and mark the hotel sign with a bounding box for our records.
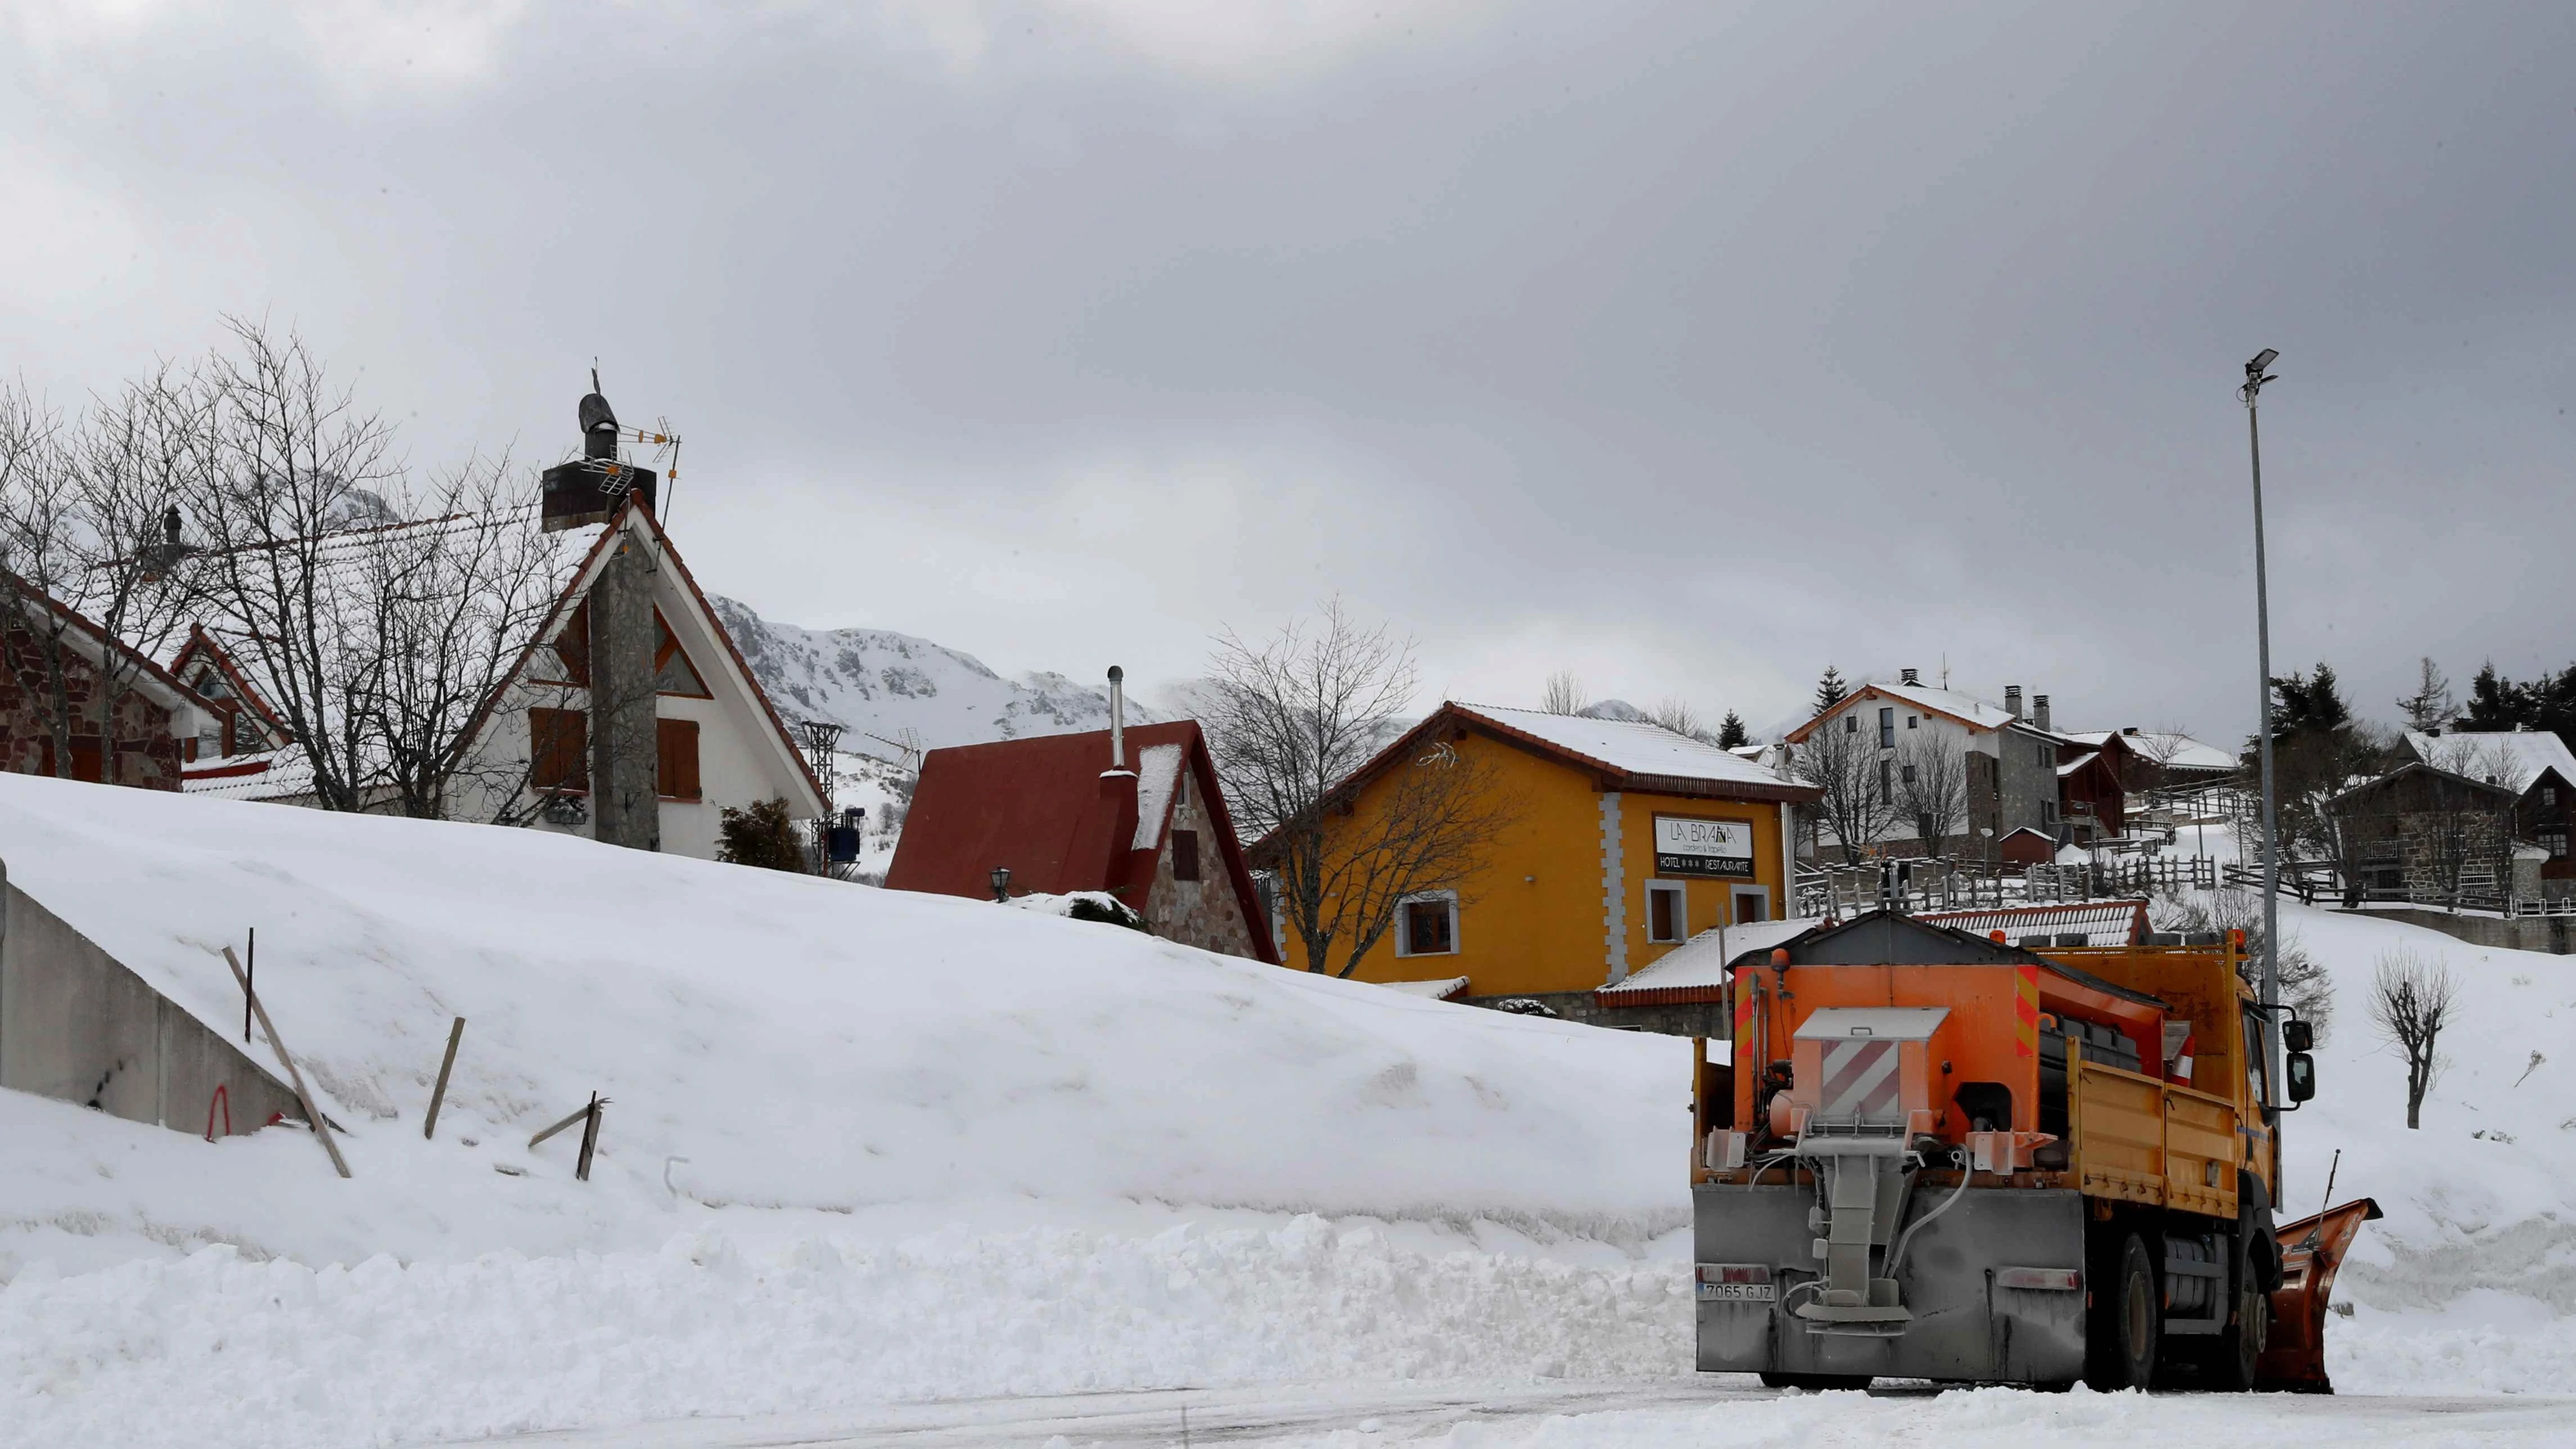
[1653,815,1755,878]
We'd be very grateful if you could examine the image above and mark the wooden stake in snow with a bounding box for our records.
[575,1093,604,1182]
[222,946,351,1180]
[423,1016,466,1140]
[528,1093,610,1181]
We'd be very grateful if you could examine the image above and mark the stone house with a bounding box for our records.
[1,579,204,789]
[2401,729,2576,888]
[2324,762,2521,902]
[885,716,1275,962]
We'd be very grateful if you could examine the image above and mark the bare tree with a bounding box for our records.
[2369,948,2456,1129]
[1894,733,1966,856]
[0,374,196,784]
[2397,658,2458,733]
[0,380,86,778]
[1208,601,1521,977]
[1541,668,1586,716]
[1649,696,1703,739]
[175,319,405,811]
[362,461,576,820]
[1795,715,1898,864]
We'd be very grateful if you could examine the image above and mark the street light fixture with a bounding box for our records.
[2241,349,2283,1095]
[990,865,1012,902]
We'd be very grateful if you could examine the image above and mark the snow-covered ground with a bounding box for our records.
[6,771,2576,1446]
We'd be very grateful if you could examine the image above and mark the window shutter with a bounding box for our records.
[657,717,702,801]
[529,707,588,792]
[1172,828,1201,882]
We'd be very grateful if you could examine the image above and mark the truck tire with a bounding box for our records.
[2203,1231,2272,1392]
[2084,1233,2160,1392]
[1758,1372,1874,1392]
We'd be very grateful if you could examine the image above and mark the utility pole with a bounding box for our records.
[2241,347,2283,1095]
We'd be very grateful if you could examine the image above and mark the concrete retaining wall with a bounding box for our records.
[2366,907,2576,956]
[0,865,303,1136]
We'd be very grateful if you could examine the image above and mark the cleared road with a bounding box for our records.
[471,1378,2576,1448]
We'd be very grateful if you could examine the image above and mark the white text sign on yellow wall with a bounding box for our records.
[1653,815,1754,877]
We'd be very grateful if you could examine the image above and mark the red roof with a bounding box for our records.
[886,720,1278,964]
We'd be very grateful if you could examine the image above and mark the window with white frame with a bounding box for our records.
[1396,892,1459,956]
[1645,881,1687,944]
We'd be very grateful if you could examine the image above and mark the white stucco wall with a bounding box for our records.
[448,527,819,862]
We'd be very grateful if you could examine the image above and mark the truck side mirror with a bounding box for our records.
[2283,1019,2314,1053]
[2285,1050,2316,1103]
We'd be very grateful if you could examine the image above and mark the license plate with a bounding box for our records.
[1697,1282,1777,1302]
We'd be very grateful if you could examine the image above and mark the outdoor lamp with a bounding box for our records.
[990,866,1011,902]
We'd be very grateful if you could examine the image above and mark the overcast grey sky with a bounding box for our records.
[7,1,2573,740]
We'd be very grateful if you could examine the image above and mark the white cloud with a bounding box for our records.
[869,0,1487,82]
[0,138,157,323]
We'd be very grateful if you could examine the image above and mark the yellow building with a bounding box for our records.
[1261,702,1820,1012]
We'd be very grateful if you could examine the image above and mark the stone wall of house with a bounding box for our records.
[1,622,184,790]
[1143,773,1260,960]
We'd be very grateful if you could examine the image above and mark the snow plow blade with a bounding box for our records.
[2255,1197,2383,1393]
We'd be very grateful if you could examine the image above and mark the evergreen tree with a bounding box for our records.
[2462,662,2526,732]
[717,797,810,873]
[1813,665,1849,715]
[1716,710,1751,749]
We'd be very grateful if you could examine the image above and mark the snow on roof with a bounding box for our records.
[1131,742,1184,851]
[180,747,315,802]
[1379,976,1471,1001]
[1596,918,1823,1000]
[1457,703,1802,792]
[2062,729,2239,773]
[1858,681,2022,732]
[1919,900,2148,946]
[2056,751,2100,778]
[2406,730,2576,796]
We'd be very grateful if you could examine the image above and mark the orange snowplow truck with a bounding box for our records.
[1690,910,2379,1392]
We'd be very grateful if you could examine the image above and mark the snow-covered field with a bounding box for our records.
[6,771,2576,1446]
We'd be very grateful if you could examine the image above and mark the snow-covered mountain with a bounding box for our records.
[710,596,1161,764]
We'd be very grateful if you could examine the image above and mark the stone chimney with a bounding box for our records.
[2004,685,2023,720]
[551,377,660,853]
[2033,694,2052,733]
[1900,667,1920,687]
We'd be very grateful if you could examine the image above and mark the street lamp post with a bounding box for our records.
[2241,347,2282,1092]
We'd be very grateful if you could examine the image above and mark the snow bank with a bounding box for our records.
[0,771,1684,1271]
[0,1220,1690,1449]
[2268,901,2576,1316]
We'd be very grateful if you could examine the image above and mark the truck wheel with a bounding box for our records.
[2204,1234,2271,1392]
[2084,1233,2160,1392]
[1758,1372,1874,1392]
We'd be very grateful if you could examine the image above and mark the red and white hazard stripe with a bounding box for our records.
[1817,1039,1902,1121]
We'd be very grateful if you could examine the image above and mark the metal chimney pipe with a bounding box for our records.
[1107,666,1126,770]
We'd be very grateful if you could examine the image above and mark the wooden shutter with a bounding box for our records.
[1171,828,1201,882]
[657,717,701,801]
[529,707,588,792]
